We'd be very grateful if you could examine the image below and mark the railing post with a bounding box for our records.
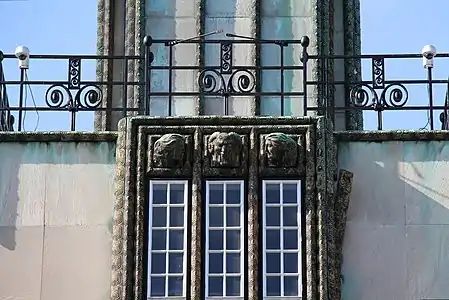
[143,35,154,116]
[300,36,309,117]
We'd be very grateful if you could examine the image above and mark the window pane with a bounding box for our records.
[266,252,280,273]
[284,276,299,296]
[151,253,166,274]
[263,181,302,298]
[169,207,184,227]
[152,207,166,227]
[284,253,298,273]
[168,229,183,250]
[226,276,240,296]
[168,253,183,274]
[284,229,298,250]
[209,184,224,204]
[283,183,298,203]
[226,184,241,204]
[152,184,167,204]
[226,253,240,273]
[283,206,298,226]
[167,276,183,296]
[209,253,223,274]
[266,206,280,226]
[148,181,187,298]
[170,184,184,204]
[266,276,281,296]
[150,277,166,296]
[208,277,223,296]
[209,230,224,250]
[151,230,166,250]
[266,184,280,203]
[266,229,280,250]
[226,207,240,226]
[226,230,241,250]
[209,207,224,227]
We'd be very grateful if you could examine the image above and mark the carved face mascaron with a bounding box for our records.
[264,132,298,167]
[153,134,186,168]
[208,132,243,168]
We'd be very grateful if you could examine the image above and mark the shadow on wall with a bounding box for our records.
[339,141,449,300]
[0,141,116,251]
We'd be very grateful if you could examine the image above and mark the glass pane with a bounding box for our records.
[167,276,183,296]
[151,230,166,250]
[168,253,183,273]
[209,207,224,227]
[151,253,166,274]
[170,184,185,204]
[266,252,280,273]
[209,184,224,204]
[152,184,167,204]
[209,230,224,250]
[208,276,223,296]
[266,229,280,250]
[169,207,184,227]
[266,206,280,226]
[283,183,298,204]
[226,184,241,204]
[284,276,299,296]
[266,183,280,203]
[150,276,165,297]
[168,229,183,250]
[266,276,281,296]
[283,206,298,226]
[226,276,241,296]
[284,253,298,273]
[152,207,166,227]
[209,253,223,274]
[226,253,240,273]
[226,230,241,250]
[284,229,298,250]
[226,207,240,227]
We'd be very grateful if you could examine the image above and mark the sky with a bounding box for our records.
[1,0,449,131]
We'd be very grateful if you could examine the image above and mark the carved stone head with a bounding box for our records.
[208,132,243,168]
[153,134,186,168]
[264,132,298,167]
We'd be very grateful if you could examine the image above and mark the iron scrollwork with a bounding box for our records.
[350,83,409,110]
[372,57,385,89]
[198,41,256,96]
[45,57,102,110]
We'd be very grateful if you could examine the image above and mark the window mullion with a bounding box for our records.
[280,182,284,297]
[223,184,227,297]
[165,185,171,297]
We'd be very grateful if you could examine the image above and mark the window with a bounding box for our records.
[147,181,188,298]
[205,181,245,299]
[262,181,302,298]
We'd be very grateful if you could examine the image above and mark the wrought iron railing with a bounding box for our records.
[0,34,449,131]
[0,52,14,131]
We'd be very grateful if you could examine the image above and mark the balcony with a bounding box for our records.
[0,34,448,131]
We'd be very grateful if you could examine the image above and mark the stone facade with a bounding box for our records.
[110,116,351,300]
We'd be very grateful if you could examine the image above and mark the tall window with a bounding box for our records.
[262,181,302,298]
[147,181,188,298]
[205,181,245,298]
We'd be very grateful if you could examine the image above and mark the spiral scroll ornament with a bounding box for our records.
[198,69,255,95]
[68,58,81,89]
[220,42,232,74]
[349,83,409,110]
[45,84,102,110]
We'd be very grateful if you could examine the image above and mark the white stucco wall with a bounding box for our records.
[339,141,449,300]
[0,141,116,300]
